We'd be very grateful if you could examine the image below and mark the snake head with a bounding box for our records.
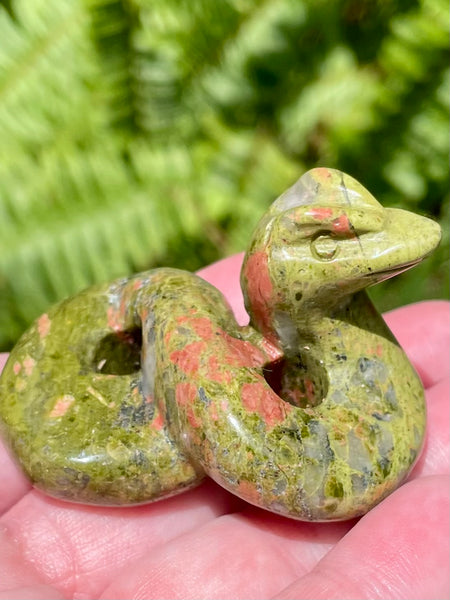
[241,168,441,339]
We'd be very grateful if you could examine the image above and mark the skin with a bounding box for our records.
[0,255,448,599]
[0,169,442,521]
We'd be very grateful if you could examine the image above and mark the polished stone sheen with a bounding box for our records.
[0,168,441,520]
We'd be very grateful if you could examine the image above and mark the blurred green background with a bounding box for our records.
[0,0,448,350]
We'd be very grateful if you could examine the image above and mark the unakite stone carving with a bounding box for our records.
[0,168,441,520]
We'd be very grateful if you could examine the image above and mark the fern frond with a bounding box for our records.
[85,0,145,134]
[0,138,196,345]
[0,0,91,149]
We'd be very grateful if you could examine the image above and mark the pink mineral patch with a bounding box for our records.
[332,214,351,234]
[107,306,122,331]
[208,401,219,421]
[132,278,144,291]
[37,313,51,338]
[151,410,164,431]
[187,406,202,428]
[175,383,202,428]
[241,380,289,428]
[243,251,276,343]
[237,480,261,505]
[175,382,197,407]
[50,394,75,418]
[190,317,215,341]
[309,206,333,220]
[304,378,315,403]
[170,341,207,375]
[222,332,265,368]
[23,356,36,377]
[260,338,283,362]
[314,167,333,180]
[206,355,231,384]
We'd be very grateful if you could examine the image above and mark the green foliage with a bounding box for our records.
[0,0,448,349]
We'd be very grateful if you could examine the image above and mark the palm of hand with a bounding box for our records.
[0,254,448,600]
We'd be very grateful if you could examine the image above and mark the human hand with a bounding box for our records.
[0,253,448,600]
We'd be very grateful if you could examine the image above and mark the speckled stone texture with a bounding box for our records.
[0,168,441,520]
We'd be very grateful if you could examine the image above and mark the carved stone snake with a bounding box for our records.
[0,168,441,521]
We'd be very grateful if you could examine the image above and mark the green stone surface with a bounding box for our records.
[0,168,441,520]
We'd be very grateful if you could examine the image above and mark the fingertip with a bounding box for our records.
[384,300,450,387]
[0,353,8,374]
[197,253,249,325]
[0,440,32,515]
[274,475,450,600]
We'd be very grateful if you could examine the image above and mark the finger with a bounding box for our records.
[0,523,64,600]
[274,475,449,600]
[0,439,31,515]
[0,354,32,514]
[411,378,450,478]
[0,480,241,600]
[0,585,63,600]
[197,252,248,325]
[99,510,352,600]
[383,301,450,388]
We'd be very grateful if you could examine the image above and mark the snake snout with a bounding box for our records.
[365,208,442,283]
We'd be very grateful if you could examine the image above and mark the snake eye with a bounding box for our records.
[311,234,338,260]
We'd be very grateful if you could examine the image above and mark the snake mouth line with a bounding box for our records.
[365,257,423,280]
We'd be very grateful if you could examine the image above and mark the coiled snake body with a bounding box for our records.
[0,169,441,521]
